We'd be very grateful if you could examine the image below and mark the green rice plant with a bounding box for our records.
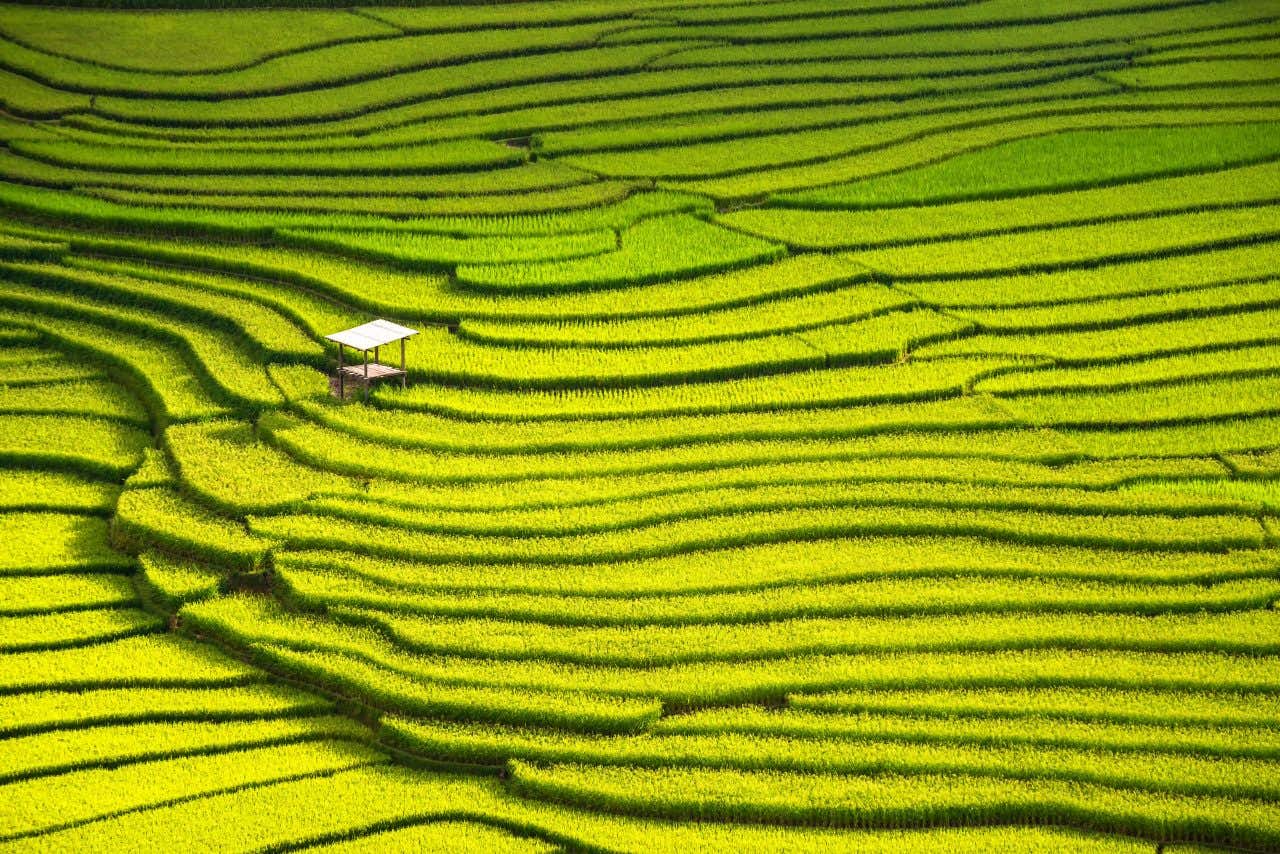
[0,21,629,99]
[475,63,1117,152]
[559,79,1149,180]
[656,30,1127,63]
[5,149,595,195]
[1108,56,1280,89]
[0,113,58,144]
[86,51,1075,137]
[21,190,314,234]
[957,279,1280,334]
[260,416,1072,485]
[779,121,1280,209]
[457,284,914,348]
[976,342,1280,395]
[39,625,1280,709]
[1119,478,1280,516]
[433,309,965,380]
[0,634,256,694]
[165,420,355,515]
[377,356,1014,420]
[655,703,1280,759]
[789,686,1280,730]
[0,179,487,244]
[622,0,1277,57]
[91,42,685,127]
[0,144,504,194]
[20,763,1154,854]
[0,279,281,413]
[538,73,1116,155]
[0,684,333,737]
[2,180,701,242]
[337,608,1280,668]
[365,2,668,30]
[0,7,395,73]
[997,374,1280,428]
[0,360,105,385]
[306,191,710,237]
[669,103,1280,201]
[0,204,742,335]
[55,227,862,322]
[328,65,1113,156]
[286,391,1013,456]
[9,138,525,176]
[1060,415,1280,459]
[663,0,1108,24]
[919,307,1280,364]
[727,161,1280,251]
[388,718,1280,801]
[487,251,868,320]
[277,564,1278,627]
[63,256,360,340]
[0,512,132,575]
[309,820,556,854]
[0,69,89,119]
[300,477,1244,541]
[34,225,459,320]
[0,714,368,784]
[112,487,274,572]
[456,214,785,293]
[0,379,148,425]
[1226,447,1280,476]
[261,644,662,736]
[0,414,147,478]
[267,363,342,402]
[182,594,662,734]
[1137,17,1280,51]
[0,470,118,514]
[0,574,136,616]
[278,227,616,271]
[101,582,1280,709]
[506,762,1280,849]
[5,260,322,361]
[288,394,1008,460]
[583,99,1280,193]
[277,528,1268,600]
[799,311,970,362]
[0,352,103,386]
[854,203,1280,280]
[0,740,384,841]
[404,324,836,390]
[126,448,176,490]
[0,231,64,261]
[608,0,1260,43]
[0,343,53,365]
[0,608,161,653]
[136,550,222,613]
[90,179,641,219]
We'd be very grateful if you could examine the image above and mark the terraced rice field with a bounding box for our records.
[0,0,1279,850]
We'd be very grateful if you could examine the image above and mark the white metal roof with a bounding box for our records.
[325,319,419,351]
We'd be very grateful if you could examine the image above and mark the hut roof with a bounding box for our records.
[325,319,418,351]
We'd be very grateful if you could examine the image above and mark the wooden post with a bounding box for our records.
[363,349,370,402]
[337,342,344,397]
[400,338,406,388]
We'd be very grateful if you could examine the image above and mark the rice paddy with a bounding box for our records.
[0,0,1278,850]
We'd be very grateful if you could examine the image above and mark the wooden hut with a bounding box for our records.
[325,319,419,401]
